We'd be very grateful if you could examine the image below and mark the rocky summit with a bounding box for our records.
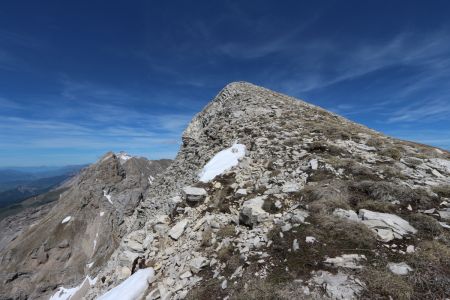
[2,82,450,300]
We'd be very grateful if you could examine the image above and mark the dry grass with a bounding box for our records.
[381,165,408,180]
[408,213,443,238]
[349,180,437,209]
[361,268,413,300]
[432,185,450,198]
[216,225,236,240]
[312,214,377,250]
[216,244,234,262]
[356,199,397,213]
[380,146,403,160]
[366,137,384,148]
[407,240,450,299]
[302,182,351,213]
[201,227,213,247]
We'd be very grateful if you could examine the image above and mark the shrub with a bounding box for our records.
[349,181,437,209]
[407,241,450,298]
[216,225,236,240]
[216,244,234,262]
[432,185,450,198]
[302,183,351,213]
[381,147,402,160]
[366,137,384,148]
[408,213,443,237]
[361,268,413,300]
[201,227,213,247]
[309,197,350,214]
[381,166,407,180]
[356,199,396,213]
[313,214,377,249]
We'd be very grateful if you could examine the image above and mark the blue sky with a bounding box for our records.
[1,1,450,166]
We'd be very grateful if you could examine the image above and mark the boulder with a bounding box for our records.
[239,196,269,227]
[189,257,209,274]
[282,182,299,193]
[359,209,417,242]
[438,210,450,221]
[168,219,189,240]
[387,262,413,275]
[290,209,309,224]
[182,186,207,205]
[333,208,359,221]
[310,270,364,299]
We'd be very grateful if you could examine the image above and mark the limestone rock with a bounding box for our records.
[168,219,189,240]
[182,186,207,205]
[310,270,364,299]
[387,262,413,275]
[324,254,366,269]
[239,196,269,227]
[189,257,209,274]
[333,208,359,221]
[359,209,417,242]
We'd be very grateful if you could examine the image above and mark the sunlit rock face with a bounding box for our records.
[0,153,171,300]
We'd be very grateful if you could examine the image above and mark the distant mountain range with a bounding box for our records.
[0,164,86,210]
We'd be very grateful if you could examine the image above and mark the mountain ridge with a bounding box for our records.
[2,82,450,300]
[84,82,449,299]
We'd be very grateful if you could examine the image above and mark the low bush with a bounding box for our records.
[381,147,402,160]
[433,185,450,198]
[312,214,377,250]
[407,240,450,298]
[408,213,443,238]
[356,199,396,213]
[361,268,413,300]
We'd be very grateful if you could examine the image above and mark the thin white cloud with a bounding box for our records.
[386,99,450,123]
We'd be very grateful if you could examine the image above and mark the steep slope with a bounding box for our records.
[0,165,85,199]
[0,153,171,300]
[85,82,450,300]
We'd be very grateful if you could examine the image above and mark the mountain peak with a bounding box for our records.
[2,83,450,300]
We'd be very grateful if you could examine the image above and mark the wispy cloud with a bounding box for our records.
[386,98,450,123]
[277,31,450,94]
[0,79,194,163]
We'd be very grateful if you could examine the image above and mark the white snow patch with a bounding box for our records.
[103,190,113,204]
[148,175,154,184]
[100,211,105,217]
[49,276,97,300]
[61,216,72,224]
[117,152,132,164]
[199,143,246,182]
[97,268,155,300]
[87,262,94,269]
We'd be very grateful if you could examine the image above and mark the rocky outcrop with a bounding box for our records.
[0,153,171,300]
